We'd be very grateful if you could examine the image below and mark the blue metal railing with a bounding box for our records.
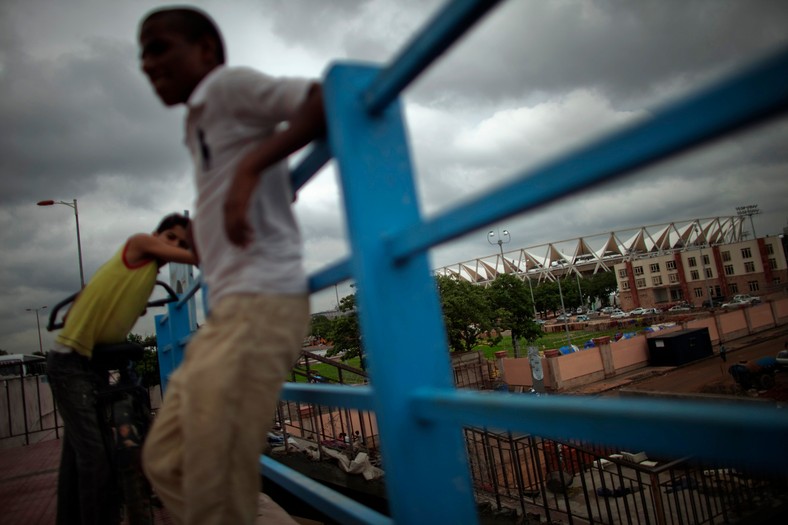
[155,0,788,523]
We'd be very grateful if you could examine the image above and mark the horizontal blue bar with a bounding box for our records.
[411,388,788,474]
[261,456,392,525]
[175,277,202,309]
[280,383,375,411]
[290,140,331,191]
[388,45,788,261]
[363,0,503,114]
[307,257,352,293]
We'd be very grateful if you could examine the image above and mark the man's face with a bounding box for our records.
[158,225,191,250]
[139,17,215,106]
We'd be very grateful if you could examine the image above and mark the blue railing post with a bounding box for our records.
[323,63,478,524]
[155,300,191,394]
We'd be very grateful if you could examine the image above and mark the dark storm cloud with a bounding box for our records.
[410,0,788,106]
[0,36,187,206]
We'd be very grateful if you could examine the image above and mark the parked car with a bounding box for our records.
[629,307,648,316]
[732,294,761,304]
[644,307,661,314]
[556,314,570,322]
[776,350,788,368]
[575,314,590,322]
[600,306,615,315]
[668,305,691,312]
[610,310,628,319]
[721,299,749,309]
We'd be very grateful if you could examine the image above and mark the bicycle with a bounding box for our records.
[47,280,179,525]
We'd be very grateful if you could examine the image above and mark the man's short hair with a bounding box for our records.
[142,7,226,64]
[156,213,190,234]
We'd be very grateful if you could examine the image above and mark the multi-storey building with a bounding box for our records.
[614,235,787,311]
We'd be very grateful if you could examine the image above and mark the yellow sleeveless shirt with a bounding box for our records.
[56,242,158,358]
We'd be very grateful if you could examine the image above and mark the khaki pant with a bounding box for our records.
[143,293,309,525]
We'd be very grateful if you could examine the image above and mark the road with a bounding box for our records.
[580,325,788,399]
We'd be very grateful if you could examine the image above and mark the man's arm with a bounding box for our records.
[125,234,199,266]
[224,83,326,247]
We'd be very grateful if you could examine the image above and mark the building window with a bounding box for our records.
[621,281,630,290]
[702,254,710,266]
[694,288,703,298]
[618,269,627,278]
[744,261,755,273]
[705,268,713,279]
[741,247,752,258]
[729,282,739,294]
[748,281,760,292]
[769,258,777,270]
[724,265,735,276]
[666,260,676,270]
[688,257,697,268]
[669,273,679,283]
[650,263,660,273]
[722,251,731,262]
[635,278,646,288]
[690,270,700,280]
[766,244,774,255]
[652,276,663,286]
[634,266,644,276]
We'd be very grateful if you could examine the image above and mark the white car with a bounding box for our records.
[668,305,691,312]
[721,299,749,309]
[629,307,648,316]
[731,294,761,305]
[610,310,628,319]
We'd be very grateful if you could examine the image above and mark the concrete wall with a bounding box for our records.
[501,295,788,392]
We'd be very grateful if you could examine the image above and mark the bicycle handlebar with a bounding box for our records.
[46,280,181,332]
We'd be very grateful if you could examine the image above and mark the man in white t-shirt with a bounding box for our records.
[138,7,325,524]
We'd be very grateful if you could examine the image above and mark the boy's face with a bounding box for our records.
[156,225,191,250]
[139,17,216,106]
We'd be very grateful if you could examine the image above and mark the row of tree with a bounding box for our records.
[311,271,617,359]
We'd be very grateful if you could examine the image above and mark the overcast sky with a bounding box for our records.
[2,0,787,354]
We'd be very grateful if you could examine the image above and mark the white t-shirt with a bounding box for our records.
[185,66,312,303]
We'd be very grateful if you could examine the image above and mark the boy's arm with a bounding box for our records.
[224,83,326,247]
[125,234,199,266]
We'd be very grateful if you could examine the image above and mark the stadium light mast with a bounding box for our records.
[736,204,760,239]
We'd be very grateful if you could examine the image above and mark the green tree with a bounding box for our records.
[533,280,561,316]
[327,294,363,365]
[309,314,333,343]
[486,274,542,357]
[437,275,496,352]
[583,271,618,307]
[127,333,161,387]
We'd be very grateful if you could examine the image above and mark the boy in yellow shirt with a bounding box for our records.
[47,213,197,525]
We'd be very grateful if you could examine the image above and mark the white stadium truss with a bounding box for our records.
[434,216,746,284]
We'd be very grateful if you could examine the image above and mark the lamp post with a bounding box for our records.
[555,263,572,345]
[695,224,712,307]
[487,229,537,317]
[25,306,47,354]
[37,199,85,289]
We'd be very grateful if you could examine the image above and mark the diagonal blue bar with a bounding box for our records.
[411,388,788,474]
[260,456,393,525]
[307,257,352,293]
[290,140,331,191]
[280,383,375,411]
[363,0,503,114]
[388,46,788,262]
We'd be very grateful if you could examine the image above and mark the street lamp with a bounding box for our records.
[25,306,47,354]
[37,199,85,289]
[487,229,537,317]
[555,262,572,345]
[695,223,712,307]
